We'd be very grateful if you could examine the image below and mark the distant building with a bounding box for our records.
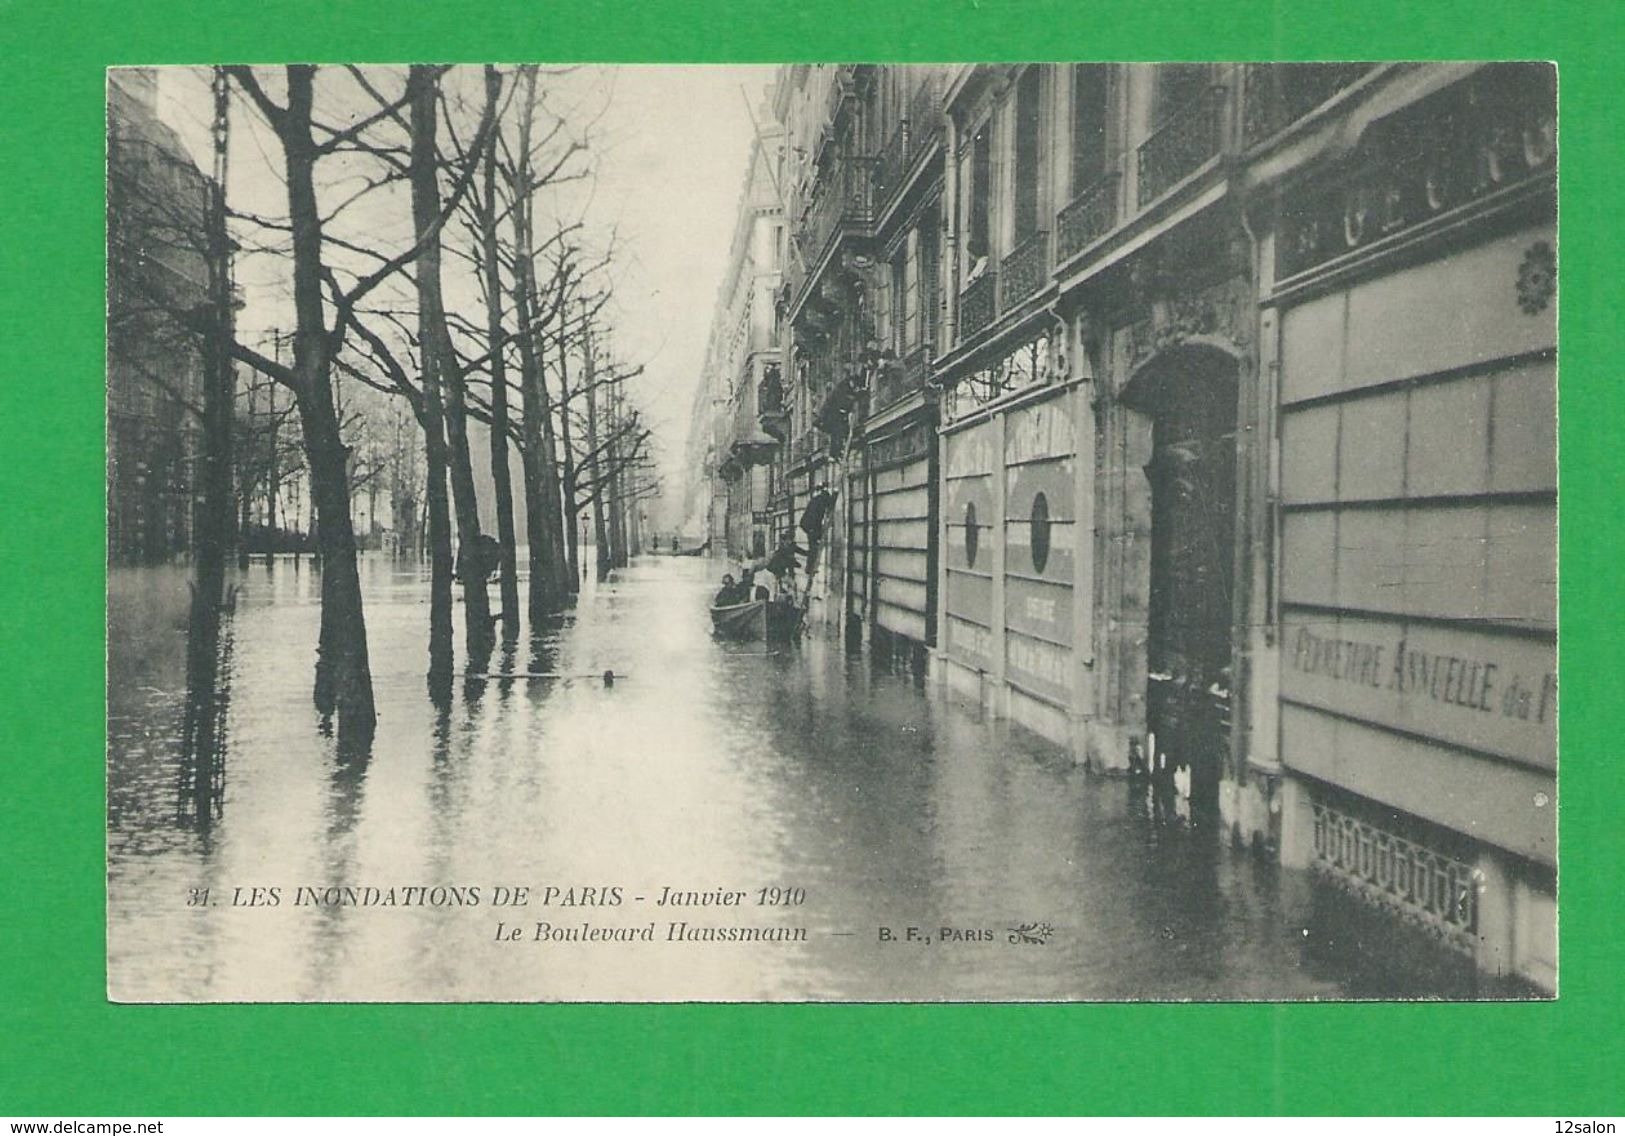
[696,102,786,561]
[107,68,219,564]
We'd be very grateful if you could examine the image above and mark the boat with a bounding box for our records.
[709,597,801,642]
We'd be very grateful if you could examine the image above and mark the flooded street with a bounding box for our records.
[109,554,1468,1002]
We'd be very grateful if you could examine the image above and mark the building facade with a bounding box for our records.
[1258,63,1557,989]
[770,66,867,625]
[107,68,218,565]
[699,108,786,560]
[758,65,954,664]
[698,62,1557,989]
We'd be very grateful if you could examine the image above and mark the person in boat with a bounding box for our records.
[741,566,770,601]
[713,573,747,607]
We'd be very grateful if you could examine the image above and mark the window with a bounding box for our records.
[918,206,939,350]
[965,122,991,266]
[1030,492,1051,574]
[1013,67,1042,241]
[901,227,921,350]
[876,257,893,346]
[964,502,979,568]
[1071,64,1109,193]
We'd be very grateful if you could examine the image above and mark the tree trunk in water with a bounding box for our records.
[410,65,492,669]
[419,393,455,696]
[509,239,562,626]
[183,72,237,822]
[302,399,378,743]
[479,65,520,640]
[607,385,627,569]
[237,483,252,567]
[583,323,610,583]
[556,305,580,590]
[533,349,571,593]
[281,65,376,748]
[508,67,570,624]
[264,381,279,560]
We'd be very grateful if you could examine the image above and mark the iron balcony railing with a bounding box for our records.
[872,73,944,212]
[1242,63,1375,148]
[871,343,932,412]
[757,371,785,416]
[959,272,997,338]
[824,69,856,133]
[1000,229,1050,309]
[906,71,943,150]
[808,70,857,166]
[798,154,877,281]
[1056,171,1120,263]
[1137,84,1226,206]
[873,121,910,204]
[757,369,789,439]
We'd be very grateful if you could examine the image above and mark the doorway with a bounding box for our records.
[1137,348,1238,823]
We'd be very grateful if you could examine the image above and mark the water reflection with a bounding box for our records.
[109,553,1480,1002]
[175,578,235,830]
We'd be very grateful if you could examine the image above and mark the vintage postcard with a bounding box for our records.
[106,61,1556,1002]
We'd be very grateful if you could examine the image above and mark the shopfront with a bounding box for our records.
[1267,63,1557,989]
[939,331,1093,747]
[850,413,936,668]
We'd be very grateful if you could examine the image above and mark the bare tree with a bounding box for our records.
[217,64,494,746]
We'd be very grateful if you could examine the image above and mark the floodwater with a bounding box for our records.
[108,553,1479,1001]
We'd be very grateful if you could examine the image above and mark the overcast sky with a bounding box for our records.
[149,64,773,525]
[573,65,774,506]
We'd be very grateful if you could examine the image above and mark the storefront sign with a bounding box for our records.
[1281,613,1555,770]
[1005,576,1073,648]
[1277,65,1556,282]
[1007,634,1069,704]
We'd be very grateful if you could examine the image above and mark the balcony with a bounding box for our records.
[823,70,856,135]
[1242,63,1375,148]
[729,391,778,469]
[871,73,944,215]
[809,70,857,166]
[757,366,790,440]
[959,272,997,338]
[871,344,931,413]
[1056,172,1120,263]
[798,154,876,285]
[906,71,943,151]
[873,121,910,204]
[1136,85,1225,206]
[1000,229,1050,309]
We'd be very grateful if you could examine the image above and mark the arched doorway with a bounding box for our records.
[1125,343,1240,823]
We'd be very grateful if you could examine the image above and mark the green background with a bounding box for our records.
[1,0,1618,1116]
